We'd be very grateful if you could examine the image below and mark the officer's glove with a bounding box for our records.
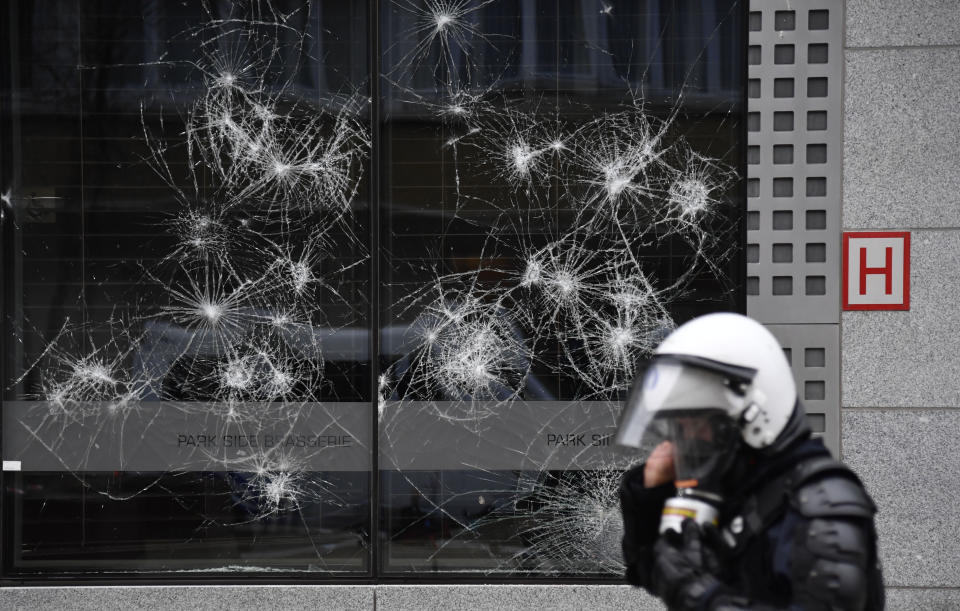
[700,523,728,576]
[619,465,674,588]
[651,518,728,611]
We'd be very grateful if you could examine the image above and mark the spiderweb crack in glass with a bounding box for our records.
[376,0,739,575]
[12,1,371,550]
[8,0,739,575]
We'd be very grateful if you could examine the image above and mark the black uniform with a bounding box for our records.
[620,437,885,610]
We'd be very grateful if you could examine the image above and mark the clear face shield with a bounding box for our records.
[615,357,756,492]
[615,357,756,532]
[641,410,740,489]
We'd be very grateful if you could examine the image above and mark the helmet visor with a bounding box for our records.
[642,410,740,487]
[614,356,754,450]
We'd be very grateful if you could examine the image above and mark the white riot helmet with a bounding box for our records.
[615,312,798,454]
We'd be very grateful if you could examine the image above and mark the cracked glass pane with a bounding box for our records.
[1,0,743,579]
[379,0,744,575]
[2,0,372,573]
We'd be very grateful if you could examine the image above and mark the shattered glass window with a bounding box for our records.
[379,0,743,575]
[1,1,372,574]
[0,0,743,579]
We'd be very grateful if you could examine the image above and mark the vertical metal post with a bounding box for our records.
[368,0,381,579]
[0,0,20,580]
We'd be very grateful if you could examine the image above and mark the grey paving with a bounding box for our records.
[842,409,960,587]
[842,230,960,407]
[885,587,960,610]
[847,0,960,48]
[0,585,373,611]
[844,48,960,229]
[375,585,664,610]
[0,585,662,610]
[2,583,956,608]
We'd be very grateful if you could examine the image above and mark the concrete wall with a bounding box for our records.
[843,0,960,607]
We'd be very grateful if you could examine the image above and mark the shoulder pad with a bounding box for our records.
[793,474,876,519]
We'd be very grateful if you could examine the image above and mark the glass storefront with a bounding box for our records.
[0,0,743,579]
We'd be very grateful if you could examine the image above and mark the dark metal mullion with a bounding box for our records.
[368,0,381,580]
[740,0,749,314]
[0,0,8,583]
[0,0,22,581]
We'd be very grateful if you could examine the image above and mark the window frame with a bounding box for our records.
[0,0,748,585]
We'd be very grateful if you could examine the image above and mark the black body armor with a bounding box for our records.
[621,438,885,610]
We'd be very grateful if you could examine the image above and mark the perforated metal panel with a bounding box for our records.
[767,324,839,455]
[747,0,843,456]
[746,1,842,324]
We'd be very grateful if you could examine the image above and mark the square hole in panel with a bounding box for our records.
[774,44,795,64]
[747,211,760,230]
[747,276,760,296]
[807,413,826,433]
[783,348,792,365]
[775,10,795,31]
[804,380,826,401]
[774,111,794,131]
[805,242,826,263]
[805,275,826,295]
[806,177,827,197]
[773,243,793,263]
[773,144,794,164]
[806,210,827,230]
[772,276,793,295]
[809,9,829,30]
[807,144,827,164]
[808,77,828,97]
[749,11,762,31]
[748,178,759,198]
[747,244,759,263]
[748,145,760,165]
[774,78,795,98]
[808,43,828,64]
[748,112,760,132]
[805,348,826,367]
[749,79,761,98]
[808,110,828,130]
[773,210,793,230]
[773,177,793,197]
[748,45,761,65]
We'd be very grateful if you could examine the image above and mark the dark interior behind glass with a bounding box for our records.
[0,0,742,579]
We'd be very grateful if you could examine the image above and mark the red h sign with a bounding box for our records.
[843,232,910,311]
[859,246,893,295]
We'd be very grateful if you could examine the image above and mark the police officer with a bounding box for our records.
[616,313,884,610]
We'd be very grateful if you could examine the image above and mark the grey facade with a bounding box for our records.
[843,0,960,607]
[3,1,959,609]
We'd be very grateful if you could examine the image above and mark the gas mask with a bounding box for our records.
[616,358,753,533]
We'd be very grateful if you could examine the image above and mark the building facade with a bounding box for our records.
[0,0,958,608]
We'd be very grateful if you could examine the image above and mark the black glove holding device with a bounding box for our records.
[651,519,729,611]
